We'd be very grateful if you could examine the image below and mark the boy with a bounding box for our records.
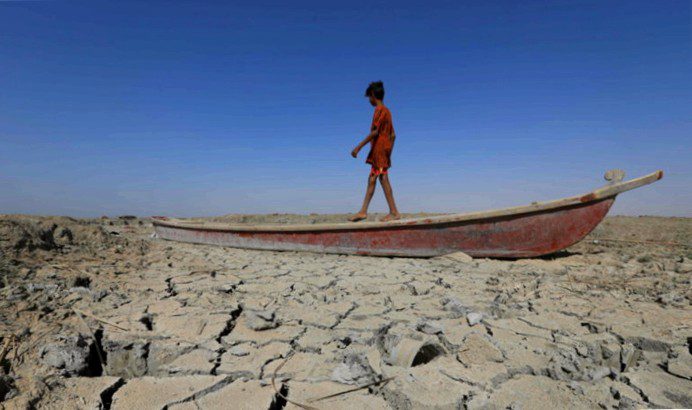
[349,81,401,222]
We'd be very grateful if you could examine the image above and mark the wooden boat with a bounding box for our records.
[152,170,663,258]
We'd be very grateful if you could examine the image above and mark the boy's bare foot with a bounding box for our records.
[380,213,401,222]
[349,213,367,222]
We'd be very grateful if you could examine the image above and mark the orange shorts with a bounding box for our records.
[370,166,388,176]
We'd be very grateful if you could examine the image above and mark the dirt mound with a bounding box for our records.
[0,216,121,254]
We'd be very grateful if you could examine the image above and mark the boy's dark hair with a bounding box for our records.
[365,81,385,100]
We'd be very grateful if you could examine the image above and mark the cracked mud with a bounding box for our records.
[0,214,690,409]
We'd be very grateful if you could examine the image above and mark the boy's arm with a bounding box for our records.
[351,126,378,158]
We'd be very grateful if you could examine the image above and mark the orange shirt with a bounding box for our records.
[366,105,394,169]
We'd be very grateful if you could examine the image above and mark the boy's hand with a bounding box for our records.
[351,147,360,158]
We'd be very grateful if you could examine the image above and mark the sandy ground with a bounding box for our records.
[0,214,690,409]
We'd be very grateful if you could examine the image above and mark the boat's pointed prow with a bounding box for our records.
[585,170,663,203]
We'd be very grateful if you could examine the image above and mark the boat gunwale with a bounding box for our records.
[151,170,662,233]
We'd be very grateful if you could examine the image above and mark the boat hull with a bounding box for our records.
[154,197,615,258]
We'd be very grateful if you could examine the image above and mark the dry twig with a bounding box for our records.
[0,335,16,365]
[307,377,395,403]
[73,308,129,331]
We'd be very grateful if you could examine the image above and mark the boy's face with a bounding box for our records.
[367,94,377,106]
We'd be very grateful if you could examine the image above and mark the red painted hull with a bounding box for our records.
[153,197,615,258]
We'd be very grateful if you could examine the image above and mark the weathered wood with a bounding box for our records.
[152,170,663,258]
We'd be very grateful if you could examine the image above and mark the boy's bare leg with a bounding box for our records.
[349,174,378,222]
[379,174,401,221]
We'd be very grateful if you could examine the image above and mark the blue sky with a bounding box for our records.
[1,1,690,217]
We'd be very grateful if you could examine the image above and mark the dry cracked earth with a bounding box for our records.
[0,214,690,409]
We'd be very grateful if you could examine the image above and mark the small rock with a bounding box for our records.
[245,310,279,331]
[227,345,250,357]
[416,319,444,335]
[91,289,109,301]
[331,353,376,385]
[568,381,584,395]
[443,251,473,263]
[457,333,504,365]
[441,297,469,317]
[620,343,640,372]
[215,284,235,293]
[588,366,612,381]
[39,334,92,376]
[103,338,148,378]
[26,283,59,294]
[466,312,484,326]
[68,286,91,295]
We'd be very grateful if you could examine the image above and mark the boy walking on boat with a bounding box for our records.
[350,81,401,222]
